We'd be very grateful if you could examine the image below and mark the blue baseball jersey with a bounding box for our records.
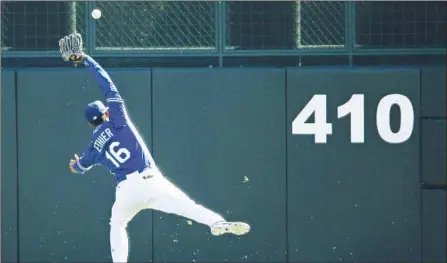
[71,55,155,183]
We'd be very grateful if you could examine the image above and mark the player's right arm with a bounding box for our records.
[82,55,129,127]
[69,141,97,174]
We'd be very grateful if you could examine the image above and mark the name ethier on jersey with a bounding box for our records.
[93,128,114,152]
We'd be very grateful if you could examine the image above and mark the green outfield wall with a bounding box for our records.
[2,67,445,263]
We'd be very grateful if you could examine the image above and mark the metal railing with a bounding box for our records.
[1,1,445,60]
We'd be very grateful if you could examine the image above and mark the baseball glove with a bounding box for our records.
[59,33,84,62]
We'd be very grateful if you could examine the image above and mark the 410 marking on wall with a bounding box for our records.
[291,94,414,144]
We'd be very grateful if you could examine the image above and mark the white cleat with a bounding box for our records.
[211,221,251,236]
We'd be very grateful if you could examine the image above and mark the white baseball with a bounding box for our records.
[92,9,101,19]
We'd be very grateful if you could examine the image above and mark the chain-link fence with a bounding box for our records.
[355,1,446,49]
[1,1,445,54]
[225,1,345,50]
[94,1,216,51]
[1,1,86,52]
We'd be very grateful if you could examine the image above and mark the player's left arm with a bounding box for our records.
[82,55,129,127]
[69,142,97,174]
[59,33,129,127]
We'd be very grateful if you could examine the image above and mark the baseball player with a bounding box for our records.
[60,33,250,263]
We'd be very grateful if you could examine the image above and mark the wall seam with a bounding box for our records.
[14,69,20,263]
[284,69,289,263]
[419,69,424,263]
[150,68,155,263]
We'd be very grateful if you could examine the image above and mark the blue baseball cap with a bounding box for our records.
[85,100,108,123]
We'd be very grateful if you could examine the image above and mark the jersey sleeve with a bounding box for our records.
[71,142,97,174]
[83,55,129,127]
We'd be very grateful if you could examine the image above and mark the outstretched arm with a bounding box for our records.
[59,33,129,127]
[83,55,121,102]
[82,55,129,127]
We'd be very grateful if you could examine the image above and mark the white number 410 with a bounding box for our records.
[292,94,414,144]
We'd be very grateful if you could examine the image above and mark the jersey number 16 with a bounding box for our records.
[105,142,131,168]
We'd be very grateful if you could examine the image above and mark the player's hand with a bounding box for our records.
[59,33,85,62]
[68,154,80,173]
[69,54,85,63]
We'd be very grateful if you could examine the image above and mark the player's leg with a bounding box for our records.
[109,181,144,263]
[145,175,250,236]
